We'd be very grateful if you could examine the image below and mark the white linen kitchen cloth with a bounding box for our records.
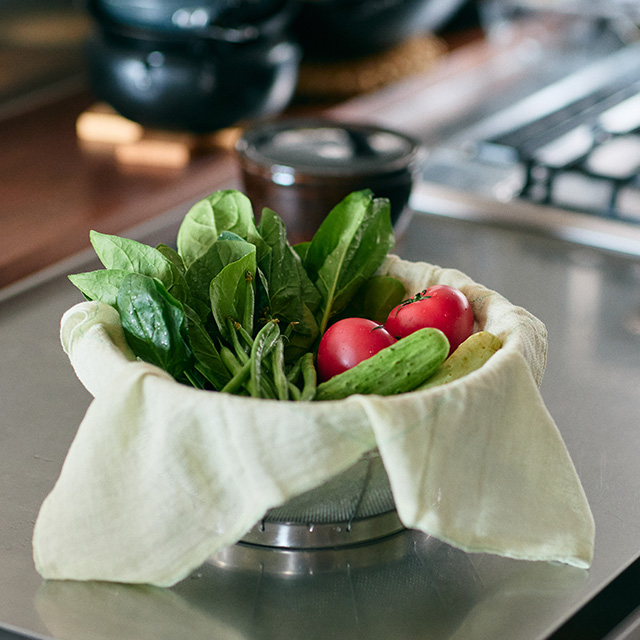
[33,256,595,587]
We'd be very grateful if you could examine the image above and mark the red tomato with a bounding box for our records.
[317,318,396,381]
[385,284,474,354]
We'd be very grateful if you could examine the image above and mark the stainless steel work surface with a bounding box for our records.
[2,198,640,639]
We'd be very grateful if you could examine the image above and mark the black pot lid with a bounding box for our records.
[89,0,293,42]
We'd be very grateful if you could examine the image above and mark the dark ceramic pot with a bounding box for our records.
[290,0,466,58]
[85,0,301,133]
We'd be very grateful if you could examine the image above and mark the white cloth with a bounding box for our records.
[33,256,595,587]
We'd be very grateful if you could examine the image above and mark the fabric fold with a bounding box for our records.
[360,349,594,568]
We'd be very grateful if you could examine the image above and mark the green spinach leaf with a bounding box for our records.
[293,241,310,263]
[116,273,192,380]
[156,243,185,274]
[257,208,321,338]
[176,190,263,267]
[338,275,406,325]
[302,190,394,334]
[208,246,257,341]
[68,269,130,307]
[90,231,188,303]
[183,304,231,390]
[185,238,256,317]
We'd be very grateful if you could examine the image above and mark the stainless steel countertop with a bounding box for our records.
[2,194,640,639]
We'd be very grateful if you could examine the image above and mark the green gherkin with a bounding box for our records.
[314,328,449,401]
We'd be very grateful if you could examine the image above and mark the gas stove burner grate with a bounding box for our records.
[470,42,640,222]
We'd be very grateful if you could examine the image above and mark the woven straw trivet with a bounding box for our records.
[296,33,447,99]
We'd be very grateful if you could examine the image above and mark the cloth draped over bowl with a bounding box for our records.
[32,256,595,587]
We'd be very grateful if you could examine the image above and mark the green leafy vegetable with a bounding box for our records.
[293,241,310,263]
[68,269,131,307]
[257,208,321,353]
[185,238,256,316]
[302,190,394,335]
[176,190,262,268]
[156,244,186,274]
[208,246,257,340]
[339,275,406,325]
[183,305,230,390]
[90,231,188,303]
[116,273,192,381]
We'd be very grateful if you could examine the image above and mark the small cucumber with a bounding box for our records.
[418,330,502,390]
[314,327,449,401]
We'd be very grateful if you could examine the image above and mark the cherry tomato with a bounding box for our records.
[317,318,396,381]
[385,284,474,354]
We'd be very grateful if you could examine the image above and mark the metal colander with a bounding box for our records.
[239,450,403,549]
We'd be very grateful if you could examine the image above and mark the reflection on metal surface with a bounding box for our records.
[212,528,411,576]
[239,510,405,551]
[34,532,485,640]
[623,306,640,336]
[410,181,640,259]
[31,530,593,640]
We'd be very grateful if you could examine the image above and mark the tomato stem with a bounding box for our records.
[394,289,432,316]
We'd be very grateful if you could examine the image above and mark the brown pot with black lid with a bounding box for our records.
[236,118,421,243]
